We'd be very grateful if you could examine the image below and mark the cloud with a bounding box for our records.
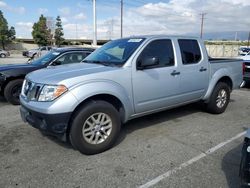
[61,17,68,24]
[58,7,71,16]
[16,22,33,27]
[15,22,33,38]
[0,1,25,14]
[107,0,250,38]
[74,13,86,20]
[0,1,7,7]
[10,0,250,40]
[38,8,48,14]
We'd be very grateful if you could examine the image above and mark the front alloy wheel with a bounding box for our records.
[82,113,112,145]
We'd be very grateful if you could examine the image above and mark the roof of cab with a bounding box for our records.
[126,35,200,40]
[54,47,96,53]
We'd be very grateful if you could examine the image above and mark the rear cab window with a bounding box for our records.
[178,39,202,65]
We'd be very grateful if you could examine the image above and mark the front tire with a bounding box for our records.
[206,82,230,114]
[0,53,6,58]
[69,100,121,155]
[4,79,23,105]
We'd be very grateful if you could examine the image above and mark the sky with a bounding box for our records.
[0,0,250,40]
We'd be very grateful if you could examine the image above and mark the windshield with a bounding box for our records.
[31,51,60,65]
[83,38,145,66]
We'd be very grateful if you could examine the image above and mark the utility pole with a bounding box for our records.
[235,31,238,41]
[200,13,206,39]
[93,0,97,46]
[120,0,123,38]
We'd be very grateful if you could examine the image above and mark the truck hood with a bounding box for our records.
[0,63,38,72]
[26,63,120,86]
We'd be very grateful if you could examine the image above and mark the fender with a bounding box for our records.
[246,129,250,139]
[203,68,233,101]
[70,79,134,122]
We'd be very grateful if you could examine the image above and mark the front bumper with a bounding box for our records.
[20,105,72,141]
[0,78,6,93]
[240,138,250,187]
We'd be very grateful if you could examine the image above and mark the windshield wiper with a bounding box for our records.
[82,60,112,66]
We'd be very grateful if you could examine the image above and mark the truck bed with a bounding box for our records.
[209,57,243,89]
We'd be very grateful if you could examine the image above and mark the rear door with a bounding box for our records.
[132,39,181,113]
[178,39,209,101]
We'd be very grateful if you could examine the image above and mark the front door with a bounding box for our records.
[132,39,181,114]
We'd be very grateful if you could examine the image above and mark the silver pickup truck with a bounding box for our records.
[20,35,243,155]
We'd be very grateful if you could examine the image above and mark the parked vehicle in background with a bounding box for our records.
[240,129,250,187]
[242,52,250,60]
[0,49,10,58]
[241,52,250,84]
[20,35,243,155]
[22,46,53,58]
[0,47,95,105]
[239,47,250,56]
[243,62,250,84]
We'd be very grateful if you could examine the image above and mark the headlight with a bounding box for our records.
[38,85,68,102]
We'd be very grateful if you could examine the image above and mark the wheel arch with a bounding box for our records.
[66,93,127,136]
[1,76,25,94]
[203,71,233,102]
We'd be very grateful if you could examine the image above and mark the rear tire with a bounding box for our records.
[206,82,230,114]
[4,79,23,105]
[69,100,121,155]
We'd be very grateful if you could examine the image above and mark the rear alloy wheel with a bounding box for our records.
[70,100,121,155]
[206,82,230,114]
[4,79,23,105]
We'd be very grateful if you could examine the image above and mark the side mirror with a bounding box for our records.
[137,57,159,70]
[51,61,61,66]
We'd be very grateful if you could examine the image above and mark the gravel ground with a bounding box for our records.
[0,56,250,188]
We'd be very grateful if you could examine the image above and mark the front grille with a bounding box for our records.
[22,80,43,101]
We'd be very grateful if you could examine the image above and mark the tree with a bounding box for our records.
[0,11,16,49]
[32,15,51,46]
[8,26,16,40]
[54,16,64,47]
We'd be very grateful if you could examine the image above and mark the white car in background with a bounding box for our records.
[238,47,250,56]
[22,46,53,58]
[0,49,10,58]
[242,52,250,61]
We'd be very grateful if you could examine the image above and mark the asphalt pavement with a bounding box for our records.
[0,56,250,188]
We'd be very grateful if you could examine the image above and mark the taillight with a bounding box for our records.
[243,62,246,75]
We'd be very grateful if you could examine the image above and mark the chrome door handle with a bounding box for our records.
[171,70,180,76]
[199,67,207,72]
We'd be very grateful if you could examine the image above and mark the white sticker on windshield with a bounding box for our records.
[52,52,60,55]
[128,39,143,43]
